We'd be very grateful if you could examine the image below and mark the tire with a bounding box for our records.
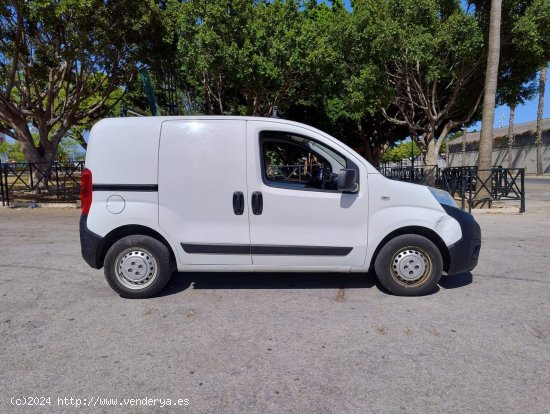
[374,234,443,296]
[104,235,173,299]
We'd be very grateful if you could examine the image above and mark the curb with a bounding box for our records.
[3,201,80,209]
[471,207,522,215]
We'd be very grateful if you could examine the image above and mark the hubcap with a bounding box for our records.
[391,247,432,287]
[115,249,157,290]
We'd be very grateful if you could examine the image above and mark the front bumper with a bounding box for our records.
[442,205,481,275]
[80,214,103,269]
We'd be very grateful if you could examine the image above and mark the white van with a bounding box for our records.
[80,116,480,298]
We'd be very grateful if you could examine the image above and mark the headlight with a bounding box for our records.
[428,187,457,208]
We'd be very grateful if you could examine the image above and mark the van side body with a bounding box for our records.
[80,116,480,297]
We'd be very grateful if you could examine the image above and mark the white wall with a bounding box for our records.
[448,145,550,174]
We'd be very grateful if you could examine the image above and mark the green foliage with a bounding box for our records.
[56,137,82,161]
[381,136,450,162]
[381,140,421,162]
[0,140,25,162]
[0,136,81,162]
[349,0,550,165]
[2,0,549,171]
[264,149,283,166]
[167,0,340,116]
[496,0,550,106]
[448,130,465,141]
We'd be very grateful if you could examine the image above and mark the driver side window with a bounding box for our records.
[260,131,339,191]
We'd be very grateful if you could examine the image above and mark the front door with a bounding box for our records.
[246,121,369,268]
[159,119,251,265]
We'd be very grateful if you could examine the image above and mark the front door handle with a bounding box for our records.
[233,191,244,215]
[251,191,263,215]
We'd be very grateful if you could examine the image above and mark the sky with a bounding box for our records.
[469,71,550,131]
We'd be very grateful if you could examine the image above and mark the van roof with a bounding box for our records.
[94,115,315,129]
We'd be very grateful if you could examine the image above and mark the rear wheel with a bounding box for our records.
[374,234,442,296]
[104,235,173,299]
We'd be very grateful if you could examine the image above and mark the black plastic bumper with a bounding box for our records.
[442,204,481,275]
[80,214,103,269]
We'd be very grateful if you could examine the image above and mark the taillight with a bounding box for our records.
[81,168,92,214]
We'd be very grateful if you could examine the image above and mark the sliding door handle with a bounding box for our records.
[251,191,263,215]
[233,191,244,215]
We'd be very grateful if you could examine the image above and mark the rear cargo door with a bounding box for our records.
[158,120,251,265]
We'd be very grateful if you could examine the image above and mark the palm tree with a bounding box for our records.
[536,66,547,175]
[507,105,515,168]
[477,0,502,201]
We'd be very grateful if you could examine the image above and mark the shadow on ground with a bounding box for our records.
[156,271,472,298]
[439,272,473,289]
[159,272,379,297]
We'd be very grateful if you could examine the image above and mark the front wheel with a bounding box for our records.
[374,234,443,296]
[104,235,173,299]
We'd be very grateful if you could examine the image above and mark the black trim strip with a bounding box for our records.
[181,244,250,254]
[181,243,352,256]
[92,184,158,192]
[252,245,352,256]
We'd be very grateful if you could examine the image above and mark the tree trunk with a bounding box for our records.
[18,136,56,192]
[357,121,381,169]
[362,136,382,169]
[477,0,502,201]
[507,105,515,168]
[424,140,438,166]
[536,66,547,176]
[424,140,439,186]
[462,131,467,167]
[446,136,450,168]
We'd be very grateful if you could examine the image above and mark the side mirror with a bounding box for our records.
[337,169,358,193]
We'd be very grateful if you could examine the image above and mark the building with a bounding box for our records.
[447,118,550,174]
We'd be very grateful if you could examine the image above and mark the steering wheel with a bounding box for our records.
[314,165,332,189]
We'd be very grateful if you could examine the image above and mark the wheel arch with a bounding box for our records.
[369,226,450,273]
[98,225,177,269]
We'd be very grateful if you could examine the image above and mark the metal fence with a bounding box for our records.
[1,160,525,212]
[266,163,323,183]
[1,161,84,206]
[379,165,441,185]
[380,165,525,213]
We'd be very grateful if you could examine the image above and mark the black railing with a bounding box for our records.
[266,163,323,183]
[1,161,84,206]
[0,160,526,212]
[379,165,441,185]
[440,166,525,212]
[380,165,525,213]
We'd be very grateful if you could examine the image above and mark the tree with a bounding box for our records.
[477,0,502,200]
[0,139,24,161]
[353,0,486,172]
[349,0,550,176]
[491,0,548,171]
[0,0,159,189]
[316,2,408,167]
[536,65,547,175]
[169,0,401,164]
[507,106,516,168]
[381,140,421,163]
[476,0,550,181]
[0,133,79,162]
[171,0,331,117]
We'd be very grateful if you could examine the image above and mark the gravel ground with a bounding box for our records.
[1,184,549,414]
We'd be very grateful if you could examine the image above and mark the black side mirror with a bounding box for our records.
[337,169,358,193]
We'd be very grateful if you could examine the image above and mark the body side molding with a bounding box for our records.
[181,243,352,256]
[92,184,158,192]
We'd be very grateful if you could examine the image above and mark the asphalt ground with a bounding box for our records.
[1,180,549,413]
